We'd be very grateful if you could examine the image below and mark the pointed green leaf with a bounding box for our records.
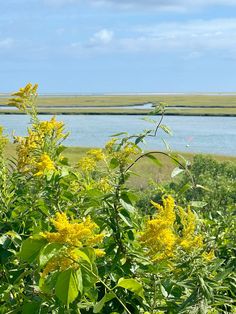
[160,124,173,135]
[190,201,208,208]
[93,292,115,313]
[171,167,184,178]
[117,278,144,299]
[20,237,47,263]
[55,268,80,307]
[146,154,162,167]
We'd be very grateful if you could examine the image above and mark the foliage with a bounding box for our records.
[0,83,235,313]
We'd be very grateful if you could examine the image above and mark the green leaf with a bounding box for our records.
[22,301,41,314]
[160,124,173,135]
[110,158,119,169]
[111,132,128,137]
[73,249,92,265]
[20,237,47,263]
[160,284,168,298]
[93,292,115,313]
[171,167,184,178]
[196,184,211,192]
[190,201,208,208]
[135,135,146,145]
[118,212,132,227]
[39,271,59,294]
[120,199,135,214]
[117,278,144,299]
[75,268,83,294]
[146,154,162,167]
[178,183,192,195]
[55,268,80,307]
[39,243,64,267]
[80,259,98,287]
[162,138,171,151]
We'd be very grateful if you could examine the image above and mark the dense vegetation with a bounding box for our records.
[0,84,235,313]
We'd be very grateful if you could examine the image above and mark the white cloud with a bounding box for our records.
[90,29,114,45]
[43,0,236,11]
[69,19,236,57]
[131,19,236,52]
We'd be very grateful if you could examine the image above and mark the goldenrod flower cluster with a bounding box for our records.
[105,138,140,167]
[8,83,38,111]
[78,149,105,172]
[178,206,203,250]
[42,248,80,278]
[139,196,203,262]
[15,116,65,172]
[41,212,105,277]
[0,126,8,153]
[43,212,105,249]
[96,177,113,192]
[87,149,105,161]
[33,116,65,140]
[34,153,55,176]
[78,156,97,172]
[15,131,42,172]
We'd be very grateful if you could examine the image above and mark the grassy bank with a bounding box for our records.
[0,108,236,116]
[6,143,236,189]
[1,94,236,116]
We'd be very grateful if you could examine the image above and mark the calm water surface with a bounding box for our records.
[0,115,235,155]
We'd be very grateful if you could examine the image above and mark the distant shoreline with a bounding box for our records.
[0,111,235,117]
[1,93,236,116]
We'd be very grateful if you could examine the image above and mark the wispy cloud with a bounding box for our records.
[43,0,236,11]
[89,29,114,45]
[69,18,236,57]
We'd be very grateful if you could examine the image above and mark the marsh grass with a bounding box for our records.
[6,143,236,189]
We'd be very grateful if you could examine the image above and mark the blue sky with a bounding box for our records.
[1,0,236,93]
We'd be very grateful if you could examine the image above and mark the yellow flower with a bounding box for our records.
[139,196,177,261]
[94,248,106,257]
[41,213,105,277]
[87,149,105,161]
[0,126,8,152]
[97,177,113,192]
[78,156,97,172]
[139,196,204,262]
[8,83,38,111]
[34,153,55,176]
[41,248,81,278]
[178,206,203,250]
[42,213,105,248]
[35,116,65,140]
[202,250,215,261]
[105,138,117,153]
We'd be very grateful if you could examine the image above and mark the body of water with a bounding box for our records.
[0,115,235,155]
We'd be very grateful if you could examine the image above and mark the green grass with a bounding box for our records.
[6,143,236,189]
[1,94,236,116]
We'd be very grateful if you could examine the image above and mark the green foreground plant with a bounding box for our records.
[0,83,235,313]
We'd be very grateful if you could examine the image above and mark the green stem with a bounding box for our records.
[125,151,195,187]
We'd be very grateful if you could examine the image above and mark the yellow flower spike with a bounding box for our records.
[42,212,104,248]
[78,156,97,172]
[41,248,82,278]
[34,153,55,176]
[87,149,105,161]
[94,249,106,257]
[41,213,105,277]
[139,196,204,263]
